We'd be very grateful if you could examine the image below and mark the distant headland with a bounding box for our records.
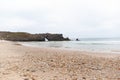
[0,31,70,41]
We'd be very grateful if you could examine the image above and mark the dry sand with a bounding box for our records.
[0,41,120,80]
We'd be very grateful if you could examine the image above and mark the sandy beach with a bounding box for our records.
[0,41,120,80]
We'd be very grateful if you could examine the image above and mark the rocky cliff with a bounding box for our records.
[0,31,70,41]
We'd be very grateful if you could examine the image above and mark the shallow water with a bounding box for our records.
[19,38,120,53]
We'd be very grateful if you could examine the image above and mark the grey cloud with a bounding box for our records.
[0,0,120,38]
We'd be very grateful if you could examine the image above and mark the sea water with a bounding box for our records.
[19,38,120,53]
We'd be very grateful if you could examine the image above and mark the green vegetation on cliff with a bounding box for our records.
[0,31,70,41]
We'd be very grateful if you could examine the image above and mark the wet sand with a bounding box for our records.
[0,41,120,80]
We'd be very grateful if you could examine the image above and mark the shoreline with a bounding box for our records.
[19,41,120,56]
[0,41,120,80]
[19,41,120,55]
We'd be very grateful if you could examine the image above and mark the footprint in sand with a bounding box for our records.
[22,73,36,80]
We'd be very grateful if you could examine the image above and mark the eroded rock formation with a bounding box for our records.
[0,31,70,41]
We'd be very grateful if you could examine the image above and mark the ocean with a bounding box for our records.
[19,38,120,53]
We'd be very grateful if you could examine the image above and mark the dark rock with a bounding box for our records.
[0,31,70,41]
[82,77,86,79]
[76,38,80,41]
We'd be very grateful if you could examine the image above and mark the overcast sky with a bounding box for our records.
[0,0,120,38]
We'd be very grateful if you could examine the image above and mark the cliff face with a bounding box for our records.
[41,33,69,41]
[0,32,70,41]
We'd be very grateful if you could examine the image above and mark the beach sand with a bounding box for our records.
[0,41,120,80]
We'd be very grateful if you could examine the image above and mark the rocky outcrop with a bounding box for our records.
[0,31,70,41]
[41,33,69,41]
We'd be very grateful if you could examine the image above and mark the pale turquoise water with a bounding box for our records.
[19,38,120,53]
